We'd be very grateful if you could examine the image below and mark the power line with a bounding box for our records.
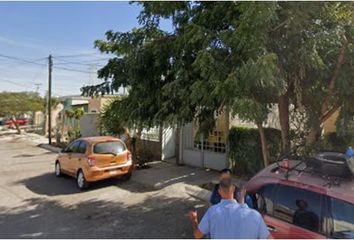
[53,58,110,66]
[0,78,34,88]
[53,53,102,58]
[0,53,47,66]
[53,66,91,74]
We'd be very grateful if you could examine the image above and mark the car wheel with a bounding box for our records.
[122,172,132,181]
[55,161,62,177]
[77,170,89,190]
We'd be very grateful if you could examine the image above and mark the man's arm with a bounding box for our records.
[188,211,205,239]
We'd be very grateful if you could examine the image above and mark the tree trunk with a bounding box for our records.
[278,94,290,152]
[257,122,269,167]
[305,38,348,146]
[11,116,21,134]
[305,127,319,146]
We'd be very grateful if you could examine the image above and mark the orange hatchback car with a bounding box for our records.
[55,136,133,189]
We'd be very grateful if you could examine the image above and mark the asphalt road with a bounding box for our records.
[0,137,206,238]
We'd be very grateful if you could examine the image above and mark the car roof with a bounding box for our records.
[78,136,121,144]
[247,161,354,204]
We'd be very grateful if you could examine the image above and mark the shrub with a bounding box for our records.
[67,129,81,142]
[320,132,354,152]
[228,126,281,178]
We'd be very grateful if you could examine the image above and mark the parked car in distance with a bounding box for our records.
[246,157,354,239]
[55,136,133,189]
[3,118,28,126]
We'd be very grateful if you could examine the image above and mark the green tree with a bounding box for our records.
[82,2,354,165]
[65,107,85,142]
[0,91,43,134]
[266,2,354,150]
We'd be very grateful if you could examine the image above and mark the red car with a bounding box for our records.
[4,118,28,126]
[245,155,354,239]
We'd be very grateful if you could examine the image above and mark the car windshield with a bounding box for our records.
[331,198,354,239]
[93,141,126,155]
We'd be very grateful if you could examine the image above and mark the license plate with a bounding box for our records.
[109,169,117,175]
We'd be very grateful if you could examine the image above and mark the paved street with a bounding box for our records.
[0,137,206,238]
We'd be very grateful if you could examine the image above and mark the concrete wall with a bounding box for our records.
[80,113,100,137]
[139,139,161,161]
[204,151,227,170]
[182,149,203,167]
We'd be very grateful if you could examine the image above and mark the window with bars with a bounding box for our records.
[194,130,226,153]
[141,127,160,142]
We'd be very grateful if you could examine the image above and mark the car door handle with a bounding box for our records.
[267,225,277,232]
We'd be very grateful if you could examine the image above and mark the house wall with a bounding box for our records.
[230,104,281,130]
[161,127,176,160]
[44,103,64,135]
[88,98,101,113]
[323,110,340,134]
[80,113,100,137]
[88,96,115,113]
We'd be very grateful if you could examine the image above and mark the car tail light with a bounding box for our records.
[127,151,132,161]
[87,156,96,167]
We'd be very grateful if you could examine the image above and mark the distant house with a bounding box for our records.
[55,95,115,141]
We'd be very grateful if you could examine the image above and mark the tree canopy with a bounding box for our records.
[82,2,354,153]
[0,91,43,118]
[0,91,44,133]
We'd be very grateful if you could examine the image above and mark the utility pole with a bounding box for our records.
[47,55,53,145]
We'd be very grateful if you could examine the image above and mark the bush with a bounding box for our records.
[67,129,81,142]
[320,132,354,152]
[228,127,281,178]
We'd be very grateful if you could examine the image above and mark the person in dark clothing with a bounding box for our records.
[292,199,319,232]
[209,168,254,208]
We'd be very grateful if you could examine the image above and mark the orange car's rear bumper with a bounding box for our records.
[84,161,133,182]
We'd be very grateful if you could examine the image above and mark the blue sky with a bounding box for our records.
[0,2,172,96]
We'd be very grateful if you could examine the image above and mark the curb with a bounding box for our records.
[38,143,62,153]
[185,185,211,202]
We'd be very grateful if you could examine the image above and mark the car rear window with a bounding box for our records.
[93,141,126,154]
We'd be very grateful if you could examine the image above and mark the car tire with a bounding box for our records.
[55,161,62,177]
[121,172,132,181]
[77,170,89,190]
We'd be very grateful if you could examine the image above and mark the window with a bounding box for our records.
[256,184,276,215]
[330,198,354,239]
[78,141,87,154]
[93,141,126,154]
[66,141,81,153]
[273,185,322,233]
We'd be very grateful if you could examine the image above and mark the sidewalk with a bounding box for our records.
[131,160,247,202]
[132,160,219,201]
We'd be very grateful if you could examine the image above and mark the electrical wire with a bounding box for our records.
[53,53,102,58]
[0,78,34,88]
[53,66,91,74]
[0,53,47,66]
